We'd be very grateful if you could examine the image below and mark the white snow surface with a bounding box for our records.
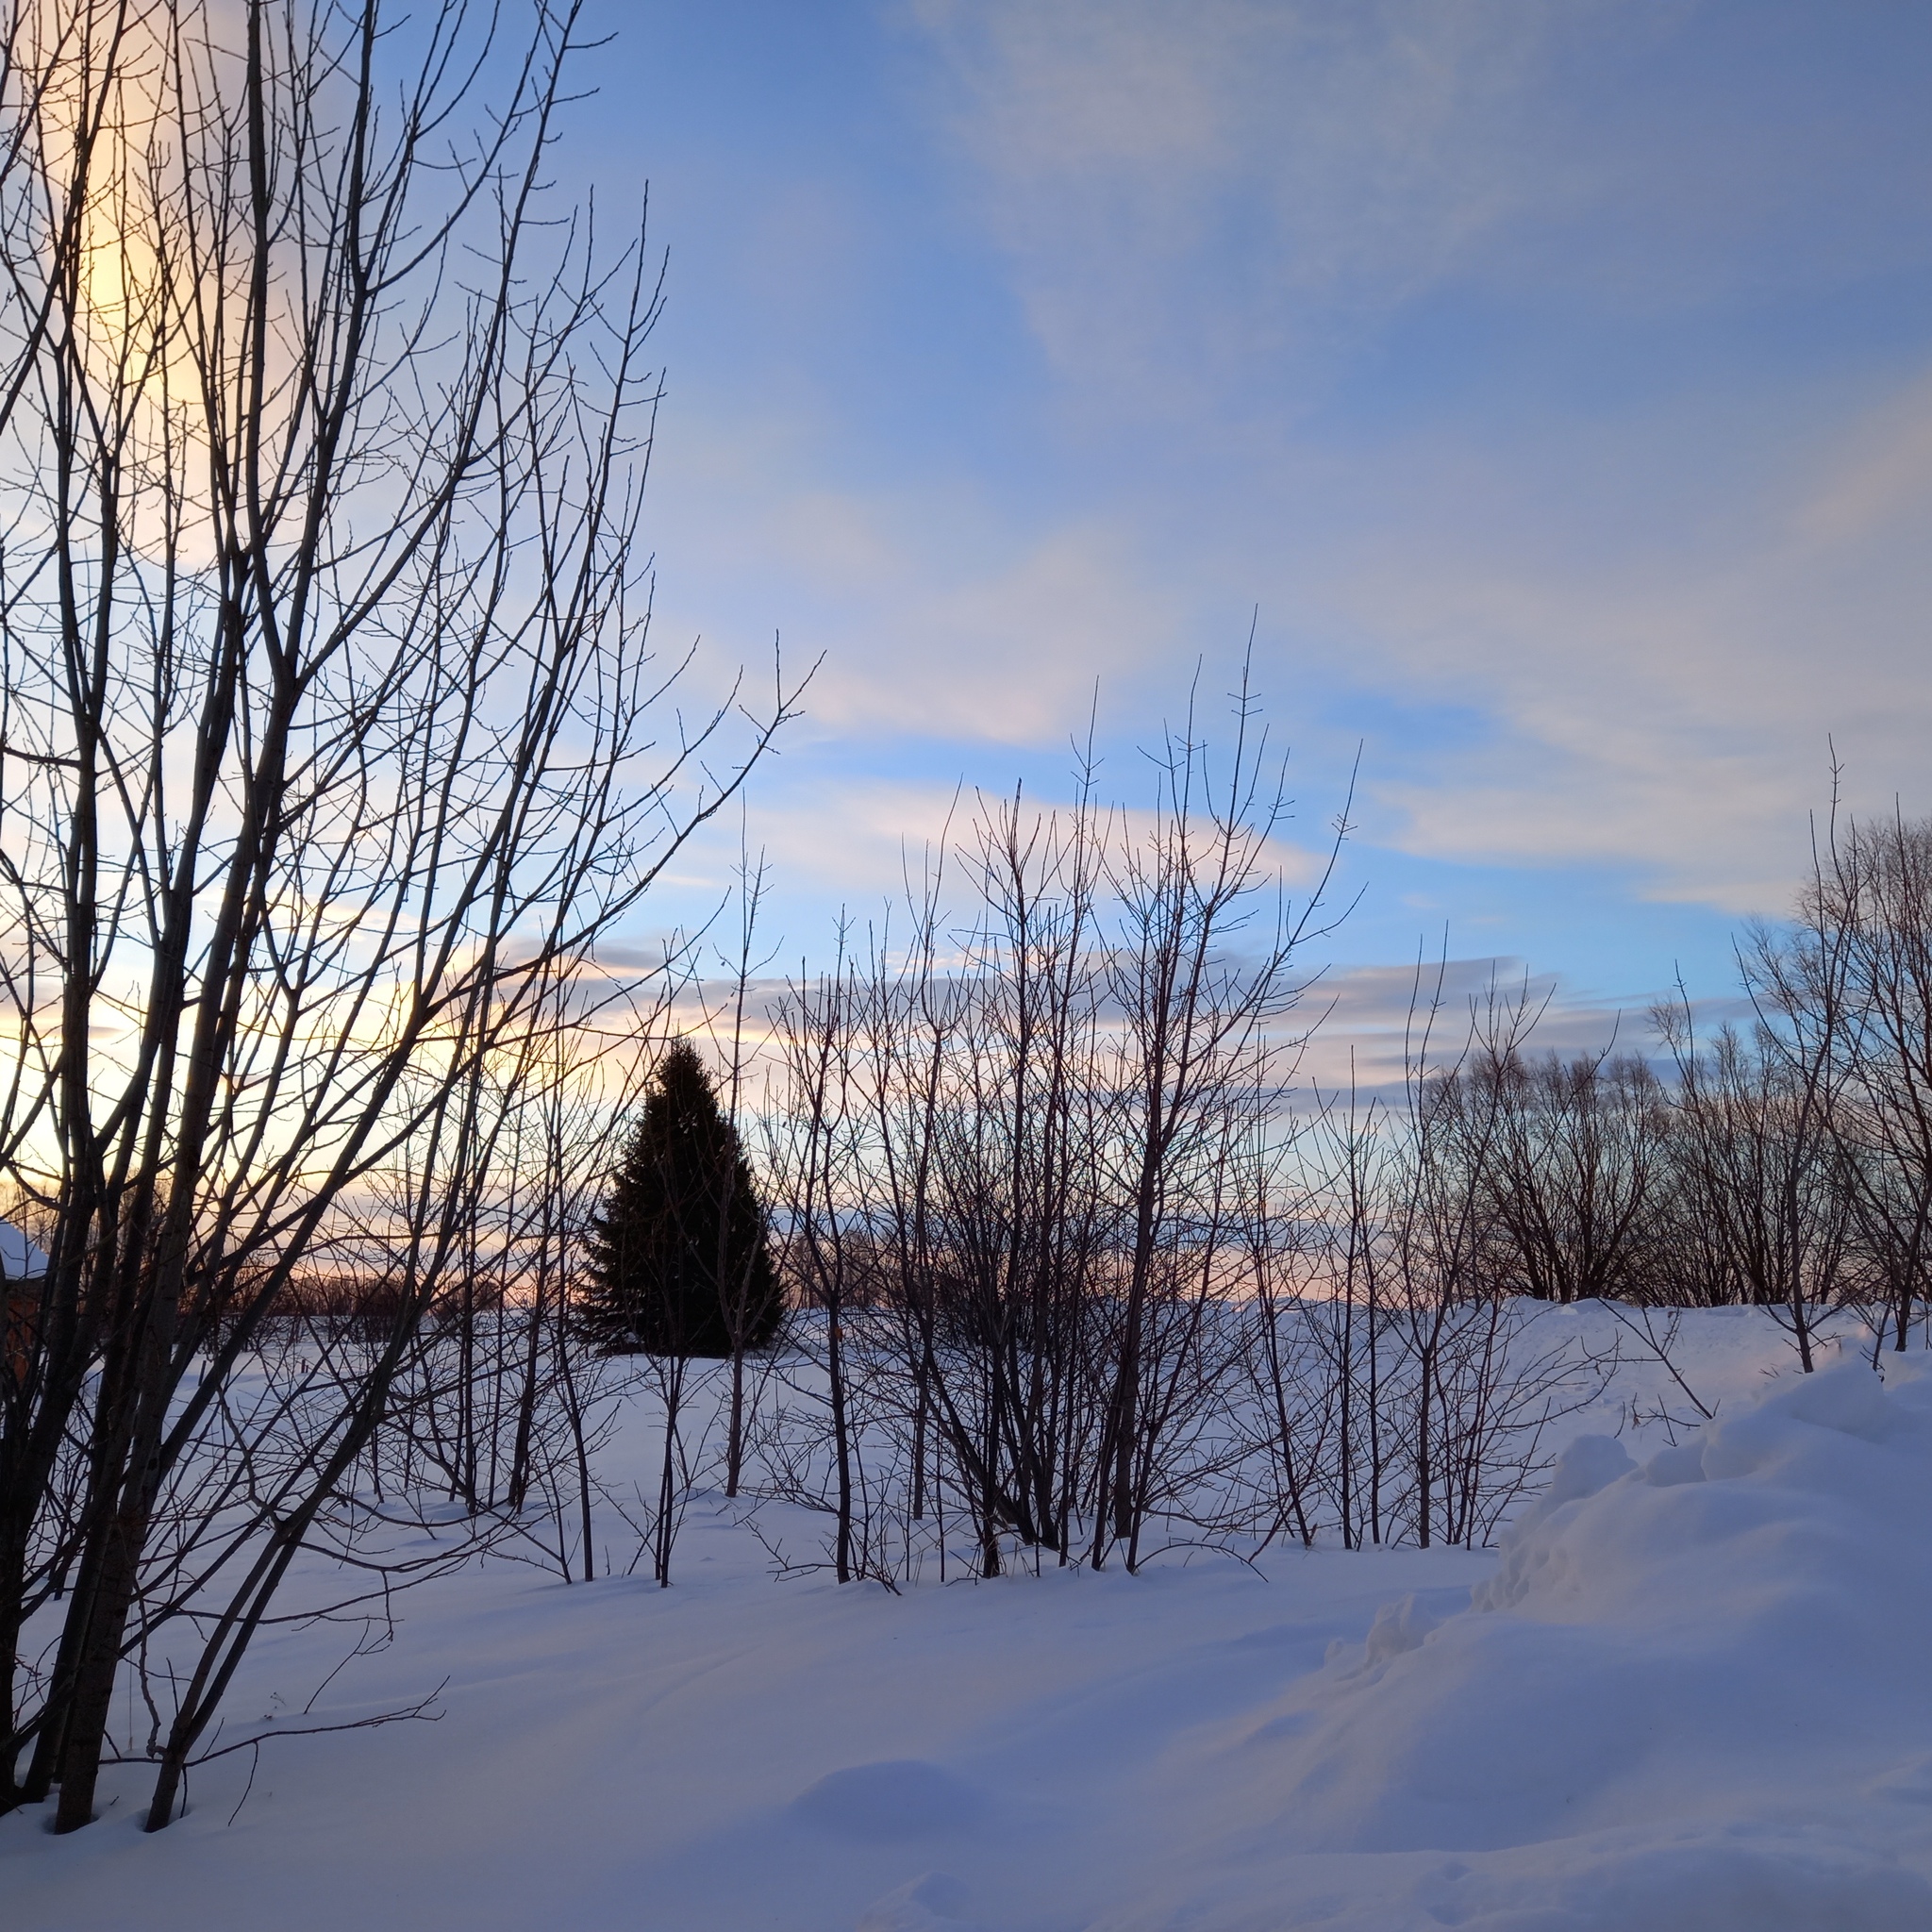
[8,1307,1932,1930]
[0,1217,47,1281]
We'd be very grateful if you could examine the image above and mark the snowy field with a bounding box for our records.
[7,1306,1932,1932]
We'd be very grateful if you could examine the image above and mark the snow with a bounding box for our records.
[8,1306,1932,1931]
[0,1217,47,1281]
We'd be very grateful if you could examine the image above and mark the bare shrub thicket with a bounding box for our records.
[736,701,1613,1584]
[1334,806,1932,1363]
[1402,809,1932,1361]
[1774,811,1932,1355]
[733,791,1932,1583]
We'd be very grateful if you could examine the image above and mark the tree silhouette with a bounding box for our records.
[584,1043,781,1357]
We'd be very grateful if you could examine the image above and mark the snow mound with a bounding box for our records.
[791,1759,989,1841]
[1119,1355,1932,1925]
[1442,1833,1932,1932]
[9,1315,1931,1932]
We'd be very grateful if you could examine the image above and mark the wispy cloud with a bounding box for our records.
[597,1,1932,994]
[892,0,1932,912]
[909,0,1589,414]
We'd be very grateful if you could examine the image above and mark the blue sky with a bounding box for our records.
[568,1,1932,1042]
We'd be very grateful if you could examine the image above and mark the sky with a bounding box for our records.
[561,0,1932,1054]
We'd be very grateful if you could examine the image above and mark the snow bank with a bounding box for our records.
[8,1312,1932,1931]
[1100,1350,1932,1927]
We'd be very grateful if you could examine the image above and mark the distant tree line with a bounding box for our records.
[1414,808,1932,1363]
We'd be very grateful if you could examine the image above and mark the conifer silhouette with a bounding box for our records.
[582,1041,781,1357]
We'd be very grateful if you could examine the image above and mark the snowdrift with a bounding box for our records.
[7,1319,1932,1932]
[1100,1353,1932,1930]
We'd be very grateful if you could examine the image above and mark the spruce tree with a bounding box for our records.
[582,1041,781,1357]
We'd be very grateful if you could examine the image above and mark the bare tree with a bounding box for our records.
[741,675,1363,1580]
[1436,1031,1672,1307]
[1090,666,1347,1570]
[0,0,799,1830]
[1797,811,1932,1352]
[1654,1003,1851,1367]
[708,832,782,1499]
[766,942,867,1583]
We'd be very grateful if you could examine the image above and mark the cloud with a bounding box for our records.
[647,940,1695,1117]
[651,336,1932,922]
[645,402,1183,746]
[1797,369,1932,548]
[801,515,1182,742]
[1262,359,1932,909]
[610,0,1932,974]
[738,773,1329,915]
[907,0,1655,419]
[878,0,1932,923]
[912,0,1932,409]
[1289,953,1755,1100]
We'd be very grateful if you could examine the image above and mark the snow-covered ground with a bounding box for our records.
[8,1306,1932,1931]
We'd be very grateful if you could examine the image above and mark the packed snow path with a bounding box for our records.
[8,1313,1932,1930]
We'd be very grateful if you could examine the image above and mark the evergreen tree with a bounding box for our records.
[582,1041,782,1357]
